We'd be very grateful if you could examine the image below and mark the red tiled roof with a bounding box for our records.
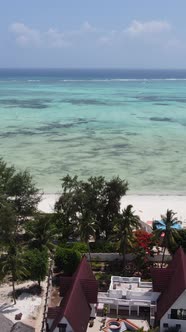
[47,307,61,319]
[59,277,73,296]
[153,248,186,321]
[48,256,98,332]
[80,279,98,303]
[73,255,95,280]
[62,279,91,332]
[151,267,173,292]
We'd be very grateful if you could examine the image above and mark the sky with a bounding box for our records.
[1,0,186,68]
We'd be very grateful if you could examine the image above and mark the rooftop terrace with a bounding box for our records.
[97,276,160,327]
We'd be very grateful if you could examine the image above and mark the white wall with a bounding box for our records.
[109,289,123,299]
[48,317,73,332]
[47,318,53,330]
[160,290,186,332]
[90,303,96,318]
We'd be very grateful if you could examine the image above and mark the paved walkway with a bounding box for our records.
[87,315,104,332]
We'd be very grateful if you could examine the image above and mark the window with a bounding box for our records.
[163,323,168,328]
[171,309,177,319]
[58,323,67,332]
[170,308,186,320]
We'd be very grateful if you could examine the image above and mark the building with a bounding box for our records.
[152,247,186,331]
[98,276,159,327]
[47,256,98,332]
[0,314,35,332]
[97,248,186,331]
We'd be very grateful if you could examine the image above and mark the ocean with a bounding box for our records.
[0,68,186,194]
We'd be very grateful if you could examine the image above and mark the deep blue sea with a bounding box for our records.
[0,68,186,194]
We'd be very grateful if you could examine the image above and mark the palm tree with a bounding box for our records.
[26,213,57,254]
[153,209,181,266]
[78,213,95,264]
[113,205,141,272]
[1,244,28,304]
[0,202,27,304]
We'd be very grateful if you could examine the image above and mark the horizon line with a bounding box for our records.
[1,67,186,70]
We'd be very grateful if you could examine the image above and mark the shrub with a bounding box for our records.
[90,241,117,253]
[91,261,103,271]
[71,242,88,253]
[105,259,123,274]
[56,242,88,253]
[95,272,111,291]
[54,247,81,275]
[24,248,48,286]
[133,230,155,256]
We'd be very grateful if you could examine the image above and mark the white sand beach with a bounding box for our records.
[0,280,47,332]
[38,194,60,213]
[39,194,186,226]
[121,195,186,225]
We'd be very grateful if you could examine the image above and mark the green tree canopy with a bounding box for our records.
[170,229,186,253]
[55,175,128,241]
[0,159,42,300]
[113,204,141,272]
[0,159,41,219]
[54,247,81,275]
[153,209,181,265]
[26,213,57,253]
[0,159,41,245]
[1,245,28,304]
[24,248,48,286]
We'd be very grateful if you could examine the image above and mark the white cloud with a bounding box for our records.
[10,20,173,50]
[98,30,117,46]
[10,22,41,46]
[126,20,171,36]
[45,28,70,48]
[10,21,97,48]
[10,22,70,48]
[98,36,112,45]
[82,21,95,32]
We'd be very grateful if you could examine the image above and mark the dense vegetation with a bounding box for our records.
[0,159,43,303]
[0,158,185,306]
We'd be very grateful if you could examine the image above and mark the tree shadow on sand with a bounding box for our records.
[0,303,17,314]
[15,283,42,299]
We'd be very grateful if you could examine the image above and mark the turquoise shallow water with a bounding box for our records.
[0,69,186,194]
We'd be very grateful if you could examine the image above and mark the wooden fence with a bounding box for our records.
[40,259,54,332]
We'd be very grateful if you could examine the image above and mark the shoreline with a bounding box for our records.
[38,194,186,225]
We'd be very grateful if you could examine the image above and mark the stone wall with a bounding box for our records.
[86,252,172,263]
